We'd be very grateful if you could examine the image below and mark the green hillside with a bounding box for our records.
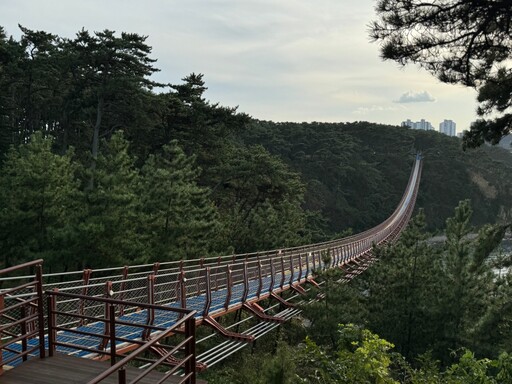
[1,25,511,269]
[240,120,512,235]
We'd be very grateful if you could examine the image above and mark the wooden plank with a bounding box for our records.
[1,354,207,384]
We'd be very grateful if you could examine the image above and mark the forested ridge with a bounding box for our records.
[1,25,511,270]
[242,120,512,233]
[2,25,512,382]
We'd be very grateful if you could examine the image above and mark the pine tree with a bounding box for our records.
[214,144,308,252]
[438,200,511,358]
[359,210,444,360]
[80,131,145,268]
[0,132,82,270]
[140,140,221,261]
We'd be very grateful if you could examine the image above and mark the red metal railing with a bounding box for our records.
[46,290,197,384]
[0,155,423,374]
[0,259,46,374]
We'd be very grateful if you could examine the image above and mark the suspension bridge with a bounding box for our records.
[0,154,423,383]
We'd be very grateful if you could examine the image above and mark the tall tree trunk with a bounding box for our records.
[88,95,104,190]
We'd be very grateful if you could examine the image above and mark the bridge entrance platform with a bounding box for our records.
[1,353,207,384]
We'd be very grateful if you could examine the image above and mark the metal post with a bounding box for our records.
[142,275,155,340]
[269,261,275,293]
[35,264,45,358]
[179,271,187,319]
[203,267,211,316]
[152,262,160,275]
[215,257,221,290]
[78,269,91,326]
[118,367,126,384]
[109,304,117,366]
[256,261,263,298]
[241,263,249,303]
[298,253,303,282]
[288,255,294,286]
[20,306,27,361]
[0,293,3,372]
[185,315,196,384]
[118,266,129,316]
[224,265,233,310]
[99,281,113,351]
[47,292,57,357]
[305,252,311,279]
[280,254,286,289]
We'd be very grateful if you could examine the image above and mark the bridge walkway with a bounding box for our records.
[0,353,206,384]
[0,155,423,383]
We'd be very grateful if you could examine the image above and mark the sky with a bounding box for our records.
[1,0,479,133]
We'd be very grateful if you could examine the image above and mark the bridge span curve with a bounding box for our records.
[0,154,423,383]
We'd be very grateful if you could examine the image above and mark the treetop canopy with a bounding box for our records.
[370,0,512,148]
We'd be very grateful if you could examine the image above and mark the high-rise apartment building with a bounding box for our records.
[439,119,456,136]
[401,119,434,131]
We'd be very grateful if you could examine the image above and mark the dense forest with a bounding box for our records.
[202,203,512,383]
[1,26,512,382]
[1,26,511,271]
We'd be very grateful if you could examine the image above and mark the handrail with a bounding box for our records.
[0,259,45,374]
[0,155,422,379]
[46,290,197,384]
[87,315,196,384]
[45,290,193,314]
[0,259,44,277]
[1,156,422,286]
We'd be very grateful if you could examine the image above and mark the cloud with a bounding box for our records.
[394,91,436,103]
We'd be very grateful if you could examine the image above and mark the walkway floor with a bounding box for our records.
[0,353,207,384]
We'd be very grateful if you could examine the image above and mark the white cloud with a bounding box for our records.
[394,91,436,103]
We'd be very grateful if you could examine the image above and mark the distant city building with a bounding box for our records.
[401,118,434,131]
[401,119,414,128]
[439,119,456,136]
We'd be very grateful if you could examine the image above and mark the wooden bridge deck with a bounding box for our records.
[1,353,207,384]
